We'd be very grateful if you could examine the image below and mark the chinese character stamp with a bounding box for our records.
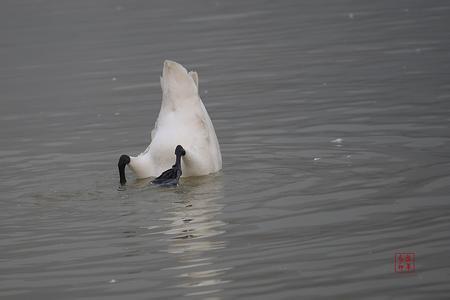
[395,252,416,273]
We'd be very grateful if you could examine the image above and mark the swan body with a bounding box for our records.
[123,60,222,182]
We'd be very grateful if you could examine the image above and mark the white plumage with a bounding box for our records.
[127,60,222,179]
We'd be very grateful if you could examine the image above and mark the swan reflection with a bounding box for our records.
[161,175,230,297]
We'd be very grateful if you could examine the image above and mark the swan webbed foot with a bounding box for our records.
[152,145,186,186]
[151,167,182,186]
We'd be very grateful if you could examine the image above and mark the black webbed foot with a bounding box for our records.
[151,166,182,186]
[152,145,186,186]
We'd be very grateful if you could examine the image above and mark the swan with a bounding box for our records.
[118,60,222,186]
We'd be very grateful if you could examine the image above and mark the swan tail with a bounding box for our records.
[189,71,199,91]
[161,60,199,103]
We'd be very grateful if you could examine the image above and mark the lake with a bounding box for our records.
[1,0,450,299]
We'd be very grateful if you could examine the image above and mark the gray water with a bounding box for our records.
[1,0,450,299]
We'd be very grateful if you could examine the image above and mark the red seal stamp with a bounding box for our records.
[395,252,416,273]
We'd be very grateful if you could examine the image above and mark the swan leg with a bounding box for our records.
[152,145,186,186]
[118,154,131,185]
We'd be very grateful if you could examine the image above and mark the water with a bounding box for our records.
[1,0,450,299]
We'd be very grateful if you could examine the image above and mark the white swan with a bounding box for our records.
[118,60,222,186]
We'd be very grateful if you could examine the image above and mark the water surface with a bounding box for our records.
[1,0,450,299]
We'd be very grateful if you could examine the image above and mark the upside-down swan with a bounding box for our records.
[118,60,222,186]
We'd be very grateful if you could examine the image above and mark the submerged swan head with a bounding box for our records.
[118,60,222,186]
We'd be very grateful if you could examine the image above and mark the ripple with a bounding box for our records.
[2,0,450,299]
